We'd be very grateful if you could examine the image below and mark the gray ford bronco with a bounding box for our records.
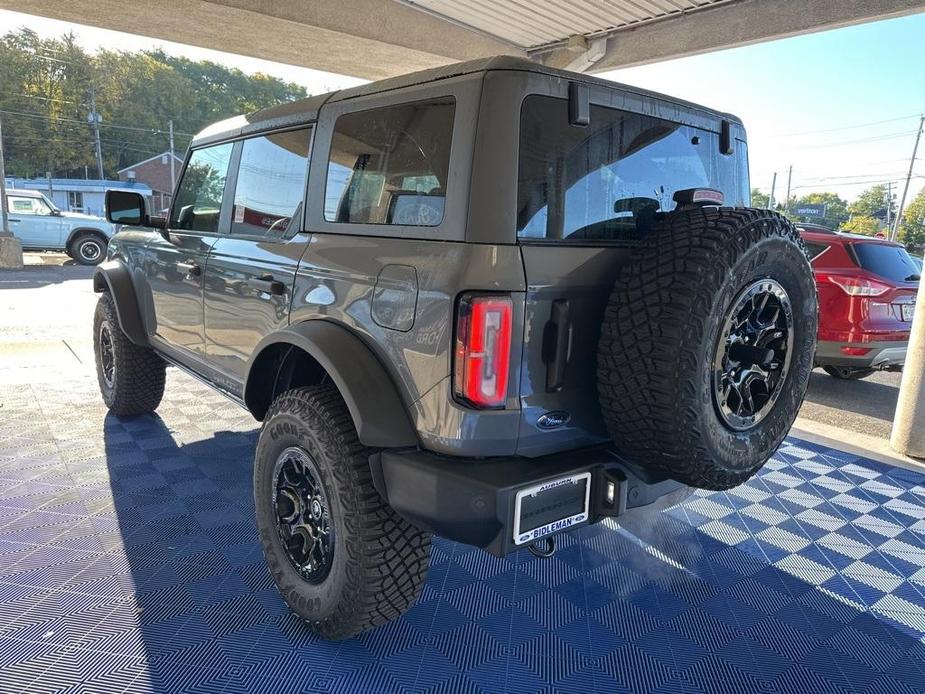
[94,57,817,639]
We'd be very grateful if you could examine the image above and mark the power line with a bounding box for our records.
[765,113,924,138]
[0,109,195,136]
[796,130,920,150]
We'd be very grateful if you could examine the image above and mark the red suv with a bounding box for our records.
[798,223,920,379]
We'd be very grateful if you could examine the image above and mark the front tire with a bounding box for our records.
[823,365,876,380]
[254,385,431,640]
[93,293,165,415]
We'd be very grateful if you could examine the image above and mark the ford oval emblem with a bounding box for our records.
[537,411,570,430]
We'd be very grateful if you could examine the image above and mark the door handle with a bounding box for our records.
[248,275,285,296]
[8,218,21,223]
[176,262,201,277]
[543,299,571,392]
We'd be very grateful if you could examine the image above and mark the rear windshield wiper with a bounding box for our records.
[905,274,921,281]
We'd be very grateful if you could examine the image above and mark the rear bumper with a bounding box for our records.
[370,446,691,557]
[815,340,907,369]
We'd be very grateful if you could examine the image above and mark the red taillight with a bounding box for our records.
[453,294,512,408]
[818,272,891,297]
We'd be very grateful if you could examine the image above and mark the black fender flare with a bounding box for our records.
[66,227,110,250]
[92,260,149,346]
[245,321,418,448]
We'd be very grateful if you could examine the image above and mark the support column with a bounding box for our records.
[891,269,925,457]
[0,113,24,270]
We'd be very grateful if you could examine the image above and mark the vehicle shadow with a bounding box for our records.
[0,262,93,290]
[97,412,307,688]
[803,370,899,422]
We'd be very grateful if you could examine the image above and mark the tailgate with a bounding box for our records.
[516,244,631,456]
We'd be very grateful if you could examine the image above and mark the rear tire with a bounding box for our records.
[93,293,165,415]
[70,232,107,265]
[254,384,431,640]
[823,365,876,380]
[597,208,817,490]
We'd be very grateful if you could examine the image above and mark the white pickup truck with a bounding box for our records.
[4,188,117,265]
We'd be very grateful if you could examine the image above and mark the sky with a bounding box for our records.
[1,8,923,206]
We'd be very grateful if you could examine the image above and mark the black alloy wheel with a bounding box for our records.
[273,446,335,584]
[713,279,794,431]
[98,321,116,389]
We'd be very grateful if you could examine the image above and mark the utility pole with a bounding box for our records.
[768,172,777,210]
[0,113,24,268]
[88,84,104,180]
[0,113,9,236]
[885,180,892,231]
[893,114,924,241]
[168,119,176,196]
[784,165,793,214]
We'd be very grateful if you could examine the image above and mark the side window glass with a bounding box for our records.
[9,197,35,214]
[804,242,829,261]
[231,128,312,239]
[325,97,455,226]
[170,142,233,233]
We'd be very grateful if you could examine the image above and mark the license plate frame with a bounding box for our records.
[512,472,592,546]
[901,303,916,322]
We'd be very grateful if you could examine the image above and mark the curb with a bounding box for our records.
[791,416,925,475]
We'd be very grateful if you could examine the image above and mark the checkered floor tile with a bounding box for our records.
[1,372,924,693]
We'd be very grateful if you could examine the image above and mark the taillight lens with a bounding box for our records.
[819,273,891,297]
[453,294,513,408]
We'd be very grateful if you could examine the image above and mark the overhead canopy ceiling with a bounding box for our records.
[402,0,728,51]
[2,0,924,80]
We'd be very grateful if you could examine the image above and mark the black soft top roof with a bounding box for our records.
[191,56,742,147]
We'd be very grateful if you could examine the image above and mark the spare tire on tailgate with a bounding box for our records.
[597,208,817,490]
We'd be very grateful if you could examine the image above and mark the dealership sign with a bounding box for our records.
[793,204,827,218]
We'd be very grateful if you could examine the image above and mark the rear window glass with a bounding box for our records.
[517,95,747,242]
[852,243,921,282]
[325,98,455,226]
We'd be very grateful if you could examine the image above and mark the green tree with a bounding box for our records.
[750,188,770,208]
[848,184,895,221]
[899,188,925,251]
[0,28,309,179]
[841,215,881,236]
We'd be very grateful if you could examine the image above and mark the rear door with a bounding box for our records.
[146,142,233,361]
[201,127,313,389]
[515,95,748,456]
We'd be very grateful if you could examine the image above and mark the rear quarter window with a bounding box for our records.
[803,241,830,262]
[324,97,455,227]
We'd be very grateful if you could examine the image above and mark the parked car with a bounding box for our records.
[94,56,816,639]
[798,225,920,379]
[3,188,117,264]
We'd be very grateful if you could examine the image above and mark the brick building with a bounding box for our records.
[118,151,183,213]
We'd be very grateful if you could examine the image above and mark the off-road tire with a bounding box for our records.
[823,365,876,381]
[70,232,108,265]
[93,292,165,415]
[254,384,431,640]
[598,208,817,490]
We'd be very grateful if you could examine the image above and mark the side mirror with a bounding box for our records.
[106,190,147,226]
